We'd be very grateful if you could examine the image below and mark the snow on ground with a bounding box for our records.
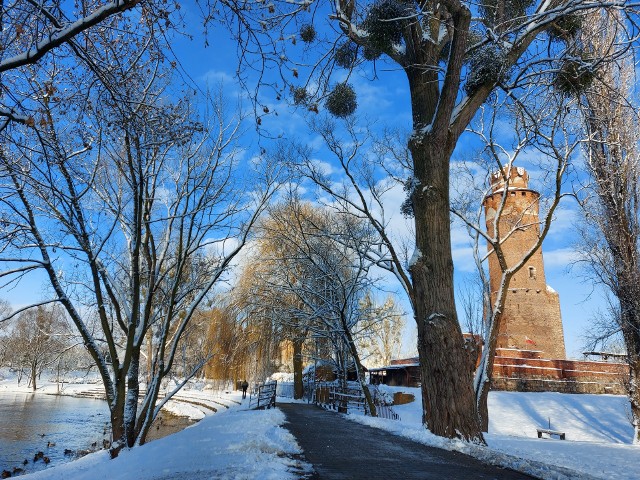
[0,369,104,397]
[1,369,309,479]
[21,408,308,480]
[349,386,639,480]
[3,368,638,480]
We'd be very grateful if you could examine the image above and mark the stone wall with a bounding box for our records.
[496,287,566,359]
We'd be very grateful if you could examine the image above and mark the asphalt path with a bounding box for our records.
[279,403,536,480]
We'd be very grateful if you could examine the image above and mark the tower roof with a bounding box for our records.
[490,166,530,193]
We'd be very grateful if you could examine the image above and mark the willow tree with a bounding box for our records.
[232,198,379,411]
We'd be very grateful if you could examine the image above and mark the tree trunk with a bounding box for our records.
[409,131,484,442]
[125,354,141,448]
[31,363,37,391]
[109,395,126,458]
[476,271,514,431]
[342,319,377,417]
[629,357,640,444]
[620,302,640,445]
[292,337,305,399]
[475,313,503,432]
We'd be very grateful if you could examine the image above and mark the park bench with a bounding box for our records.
[536,427,565,440]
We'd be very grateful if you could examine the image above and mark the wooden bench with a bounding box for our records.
[536,428,565,440]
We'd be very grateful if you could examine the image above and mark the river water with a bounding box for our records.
[0,392,110,476]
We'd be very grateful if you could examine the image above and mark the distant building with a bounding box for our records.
[368,357,420,387]
[485,167,626,394]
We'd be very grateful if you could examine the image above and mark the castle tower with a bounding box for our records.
[483,167,566,359]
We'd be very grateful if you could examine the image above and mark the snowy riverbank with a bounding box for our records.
[2,370,638,479]
[17,407,308,480]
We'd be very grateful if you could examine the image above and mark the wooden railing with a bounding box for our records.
[375,404,401,421]
[313,383,400,420]
[249,381,277,410]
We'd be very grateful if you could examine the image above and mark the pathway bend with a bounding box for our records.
[279,403,536,480]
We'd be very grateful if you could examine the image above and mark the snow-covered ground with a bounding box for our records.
[349,386,639,480]
[2,369,638,480]
[0,370,309,479]
[19,407,307,480]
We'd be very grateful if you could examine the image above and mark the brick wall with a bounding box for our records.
[492,350,628,394]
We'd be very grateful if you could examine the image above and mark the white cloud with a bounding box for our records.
[311,158,335,176]
[199,69,236,85]
[542,247,580,270]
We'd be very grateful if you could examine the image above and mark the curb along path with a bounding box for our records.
[279,404,535,480]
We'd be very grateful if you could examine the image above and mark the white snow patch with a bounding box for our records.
[408,248,422,268]
[20,408,307,480]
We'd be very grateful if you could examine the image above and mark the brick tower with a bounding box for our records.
[483,167,566,360]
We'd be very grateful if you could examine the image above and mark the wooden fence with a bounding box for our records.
[249,381,277,410]
[314,383,400,420]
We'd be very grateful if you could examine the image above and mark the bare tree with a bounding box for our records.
[0,39,278,455]
[3,305,70,390]
[242,197,380,414]
[236,201,318,398]
[0,1,161,131]
[572,11,640,444]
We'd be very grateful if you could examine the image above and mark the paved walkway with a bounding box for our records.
[280,404,535,480]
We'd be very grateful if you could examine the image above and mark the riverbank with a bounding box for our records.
[0,370,204,442]
[0,369,241,477]
[19,406,304,480]
[145,410,196,443]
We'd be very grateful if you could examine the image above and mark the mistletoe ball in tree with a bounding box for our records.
[335,42,359,69]
[300,24,317,43]
[325,82,357,118]
[362,0,408,56]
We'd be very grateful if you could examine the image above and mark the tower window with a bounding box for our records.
[528,266,536,279]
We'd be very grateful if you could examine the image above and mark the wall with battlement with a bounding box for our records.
[491,349,628,394]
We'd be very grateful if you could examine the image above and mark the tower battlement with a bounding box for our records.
[489,166,530,192]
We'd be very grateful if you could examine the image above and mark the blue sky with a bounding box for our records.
[169,13,605,359]
[1,2,611,360]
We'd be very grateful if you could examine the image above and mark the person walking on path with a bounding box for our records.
[241,380,249,399]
